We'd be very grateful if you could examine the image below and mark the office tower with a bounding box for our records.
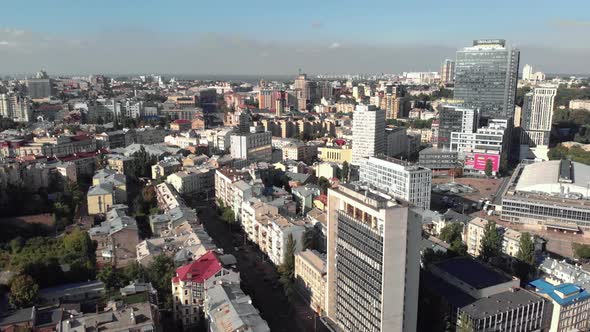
[352,85,365,101]
[454,39,520,119]
[521,85,557,147]
[318,80,333,99]
[382,84,408,119]
[352,104,385,165]
[435,105,479,149]
[441,59,456,83]
[522,64,533,81]
[0,93,32,122]
[359,156,432,209]
[326,183,421,332]
[26,78,52,99]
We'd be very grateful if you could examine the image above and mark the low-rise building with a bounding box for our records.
[89,206,140,268]
[317,145,352,164]
[282,142,318,164]
[87,183,115,215]
[105,154,134,176]
[171,251,240,329]
[425,257,550,331]
[166,166,215,195]
[294,249,327,315]
[204,282,270,332]
[530,279,590,332]
[58,300,160,332]
[151,159,181,180]
[92,168,127,203]
[39,280,105,305]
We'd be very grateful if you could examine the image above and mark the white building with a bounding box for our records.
[166,166,215,195]
[352,104,386,165]
[359,156,432,210]
[0,93,32,122]
[520,84,557,160]
[229,130,272,162]
[522,64,534,81]
[326,183,421,332]
[570,99,590,111]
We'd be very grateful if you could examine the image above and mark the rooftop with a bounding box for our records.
[172,250,222,284]
[460,288,544,320]
[433,257,512,290]
[530,279,590,306]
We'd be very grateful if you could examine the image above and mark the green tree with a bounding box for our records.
[341,161,350,182]
[573,243,590,259]
[278,234,297,302]
[318,176,331,195]
[302,226,321,251]
[515,232,536,281]
[450,240,468,256]
[457,312,473,332]
[147,255,176,309]
[123,262,148,283]
[484,159,493,177]
[439,223,464,244]
[97,266,124,289]
[479,221,503,262]
[221,209,236,225]
[9,274,39,308]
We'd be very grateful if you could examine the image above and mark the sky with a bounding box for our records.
[1,0,589,76]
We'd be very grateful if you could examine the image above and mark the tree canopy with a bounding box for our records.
[479,221,503,262]
[9,274,39,308]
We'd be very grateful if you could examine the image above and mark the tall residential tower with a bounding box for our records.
[351,104,385,165]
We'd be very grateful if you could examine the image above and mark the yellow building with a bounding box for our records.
[317,146,352,164]
[87,183,114,215]
[93,169,127,203]
[106,154,134,176]
[295,249,327,314]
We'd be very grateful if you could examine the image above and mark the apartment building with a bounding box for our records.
[359,155,432,210]
[294,249,327,314]
[166,166,215,195]
[530,279,590,332]
[351,104,385,165]
[151,159,182,180]
[88,206,139,268]
[105,154,134,176]
[282,142,318,164]
[203,282,270,332]
[464,217,542,258]
[229,130,272,162]
[171,251,240,329]
[325,183,421,332]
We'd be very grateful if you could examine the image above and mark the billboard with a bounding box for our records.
[464,153,500,172]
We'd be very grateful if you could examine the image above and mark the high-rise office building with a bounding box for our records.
[258,89,276,110]
[325,183,421,332]
[352,104,385,165]
[359,156,432,210]
[26,78,52,100]
[441,59,456,83]
[454,39,520,119]
[521,85,557,147]
[435,105,479,149]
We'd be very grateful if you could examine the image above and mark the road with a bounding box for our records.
[194,201,316,332]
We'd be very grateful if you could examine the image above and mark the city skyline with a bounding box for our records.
[2,1,590,75]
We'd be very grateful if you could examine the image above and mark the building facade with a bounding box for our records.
[325,183,421,332]
[454,39,520,119]
[351,105,385,165]
[359,156,432,210]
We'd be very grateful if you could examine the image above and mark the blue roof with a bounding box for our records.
[530,279,590,306]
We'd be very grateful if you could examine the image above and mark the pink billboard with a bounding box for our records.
[465,153,500,172]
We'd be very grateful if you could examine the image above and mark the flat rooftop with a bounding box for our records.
[434,257,512,290]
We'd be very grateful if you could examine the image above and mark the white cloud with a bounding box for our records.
[329,42,341,49]
[0,41,10,46]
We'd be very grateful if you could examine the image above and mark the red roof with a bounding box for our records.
[315,194,328,205]
[172,119,191,124]
[172,251,222,284]
[333,139,346,146]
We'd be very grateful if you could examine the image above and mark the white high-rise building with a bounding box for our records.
[520,85,557,160]
[0,93,32,122]
[522,64,534,81]
[352,104,385,165]
[359,156,432,210]
[325,183,421,332]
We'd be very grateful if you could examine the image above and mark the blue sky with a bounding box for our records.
[1,0,589,74]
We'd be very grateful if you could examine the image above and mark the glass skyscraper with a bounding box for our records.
[454,39,520,120]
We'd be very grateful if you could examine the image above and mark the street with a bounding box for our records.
[194,201,316,332]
